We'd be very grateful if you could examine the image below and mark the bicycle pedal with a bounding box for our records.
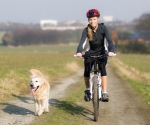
[102,99,109,102]
[98,98,102,101]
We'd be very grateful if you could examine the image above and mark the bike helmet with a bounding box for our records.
[86,9,100,18]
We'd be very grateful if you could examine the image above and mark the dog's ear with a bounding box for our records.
[42,79,49,86]
[29,69,45,77]
[29,69,34,75]
[45,80,50,87]
[29,69,34,78]
[43,79,47,85]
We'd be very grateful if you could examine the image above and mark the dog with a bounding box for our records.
[29,69,50,116]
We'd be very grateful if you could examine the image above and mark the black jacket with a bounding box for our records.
[76,23,114,54]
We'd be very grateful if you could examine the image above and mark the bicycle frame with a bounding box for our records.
[88,56,103,122]
[89,58,102,100]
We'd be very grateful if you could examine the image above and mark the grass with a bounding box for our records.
[115,54,150,73]
[0,44,78,52]
[125,78,150,104]
[0,45,84,100]
[110,53,150,106]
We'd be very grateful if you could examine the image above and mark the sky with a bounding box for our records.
[0,0,150,24]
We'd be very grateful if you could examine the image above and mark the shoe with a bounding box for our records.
[84,90,91,102]
[102,93,109,102]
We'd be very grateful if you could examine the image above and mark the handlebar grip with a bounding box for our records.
[74,54,84,59]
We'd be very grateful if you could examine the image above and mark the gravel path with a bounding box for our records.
[0,69,83,125]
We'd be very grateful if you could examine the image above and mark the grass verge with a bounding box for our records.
[0,45,84,101]
[110,54,150,106]
[125,78,150,105]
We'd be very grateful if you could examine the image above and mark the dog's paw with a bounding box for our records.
[44,108,49,112]
[35,112,38,116]
[37,110,43,116]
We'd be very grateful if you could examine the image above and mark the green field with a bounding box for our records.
[111,54,150,106]
[0,45,83,100]
[116,54,150,73]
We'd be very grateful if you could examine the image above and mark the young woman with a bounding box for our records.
[76,9,115,102]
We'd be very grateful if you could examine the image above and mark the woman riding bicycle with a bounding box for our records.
[76,9,115,102]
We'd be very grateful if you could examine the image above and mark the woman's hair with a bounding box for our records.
[87,25,93,41]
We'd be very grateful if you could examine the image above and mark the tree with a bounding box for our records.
[135,13,150,32]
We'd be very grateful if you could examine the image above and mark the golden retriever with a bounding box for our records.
[29,69,50,116]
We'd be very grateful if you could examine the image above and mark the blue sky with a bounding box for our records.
[0,0,150,23]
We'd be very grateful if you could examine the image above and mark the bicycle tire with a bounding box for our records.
[92,75,99,122]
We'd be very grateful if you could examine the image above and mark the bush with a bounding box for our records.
[116,41,150,54]
[2,29,82,46]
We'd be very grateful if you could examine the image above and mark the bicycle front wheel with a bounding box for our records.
[92,75,99,122]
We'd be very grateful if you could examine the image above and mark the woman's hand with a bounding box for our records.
[108,52,115,57]
[76,53,82,58]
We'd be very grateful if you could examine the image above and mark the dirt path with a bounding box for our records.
[81,64,150,125]
[0,65,149,125]
[0,70,83,125]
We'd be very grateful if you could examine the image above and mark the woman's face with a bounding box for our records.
[88,17,99,28]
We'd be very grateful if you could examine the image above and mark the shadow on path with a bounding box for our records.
[49,98,94,121]
[11,94,34,104]
[0,102,34,115]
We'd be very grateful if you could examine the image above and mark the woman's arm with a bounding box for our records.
[104,25,115,53]
[76,28,88,53]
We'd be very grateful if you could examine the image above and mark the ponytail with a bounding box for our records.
[87,25,93,41]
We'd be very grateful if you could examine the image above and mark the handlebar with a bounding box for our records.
[74,53,116,58]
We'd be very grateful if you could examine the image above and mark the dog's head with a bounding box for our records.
[29,76,43,95]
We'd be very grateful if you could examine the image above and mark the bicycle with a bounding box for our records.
[74,52,116,122]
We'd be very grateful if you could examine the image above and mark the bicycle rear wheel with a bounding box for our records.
[92,75,99,122]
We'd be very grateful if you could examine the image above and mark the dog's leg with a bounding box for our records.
[37,100,46,116]
[35,101,38,116]
[44,89,50,112]
[44,98,49,112]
